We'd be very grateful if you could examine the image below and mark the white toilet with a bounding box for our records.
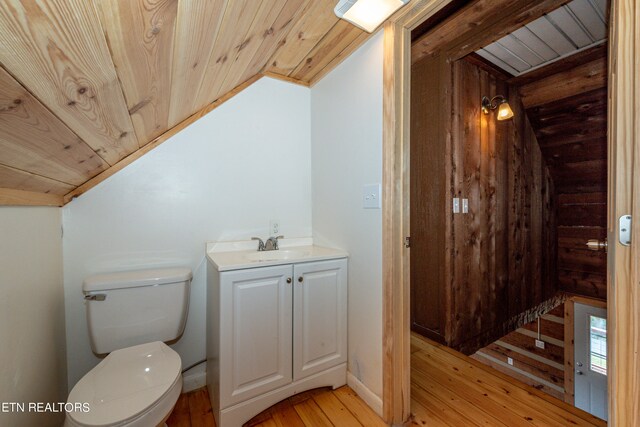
[65,268,192,427]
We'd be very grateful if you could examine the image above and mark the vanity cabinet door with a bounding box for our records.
[293,259,348,381]
[219,265,293,407]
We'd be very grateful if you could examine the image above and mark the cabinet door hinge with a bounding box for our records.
[404,236,411,248]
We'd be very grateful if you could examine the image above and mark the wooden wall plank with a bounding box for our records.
[0,0,138,165]
[167,0,227,127]
[0,188,64,206]
[96,0,178,144]
[266,0,339,76]
[0,164,74,195]
[193,1,263,110]
[0,66,108,185]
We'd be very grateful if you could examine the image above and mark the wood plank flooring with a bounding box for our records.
[410,333,606,426]
[166,386,385,427]
[168,336,605,427]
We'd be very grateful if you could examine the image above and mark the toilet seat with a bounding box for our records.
[66,342,182,427]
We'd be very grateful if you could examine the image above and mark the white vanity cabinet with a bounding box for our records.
[206,253,347,427]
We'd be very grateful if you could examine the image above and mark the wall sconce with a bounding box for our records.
[334,0,410,33]
[481,95,514,121]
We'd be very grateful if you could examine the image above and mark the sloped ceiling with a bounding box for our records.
[476,0,607,76]
[0,0,369,206]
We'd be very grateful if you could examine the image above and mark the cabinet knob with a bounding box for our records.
[286,277,292,284]
[298,276,303,283]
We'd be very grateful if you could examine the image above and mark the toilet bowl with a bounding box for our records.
[65,268,192,427]
[66,342,182,427]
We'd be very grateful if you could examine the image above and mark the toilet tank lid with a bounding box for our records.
[83,268,192,293]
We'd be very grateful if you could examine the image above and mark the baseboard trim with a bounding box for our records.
[182,364,207,393]
[347,372,383,417]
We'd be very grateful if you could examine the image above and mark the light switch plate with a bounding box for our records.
[507,357,514,366]
[453,198,460,213]
[363,183,381,209]
[462,198,469,214]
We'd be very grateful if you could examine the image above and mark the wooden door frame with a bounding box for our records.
[381,0,639,425]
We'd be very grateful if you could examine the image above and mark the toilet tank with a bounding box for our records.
[83,268,192,354]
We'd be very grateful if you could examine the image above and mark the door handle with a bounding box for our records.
[576,370,584,375]
[586,239,607,252]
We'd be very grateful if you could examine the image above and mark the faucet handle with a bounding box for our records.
[251,237,265,251]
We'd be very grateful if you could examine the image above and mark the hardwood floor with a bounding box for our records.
[168,337,605,427]
[410,333,606,426]
[166,385,385,427]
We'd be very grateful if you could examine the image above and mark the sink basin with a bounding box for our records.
[244,249,309,262]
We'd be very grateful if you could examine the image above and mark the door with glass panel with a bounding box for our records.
[574,302,608,421]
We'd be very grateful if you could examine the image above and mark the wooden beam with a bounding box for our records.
[0,188,64,206]
[411,0,570,64]
[0,0,139,164]
[64,74,263,204]
[518,58,607,108]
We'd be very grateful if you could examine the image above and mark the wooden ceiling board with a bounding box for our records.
[290,20,365,82]
[0,0,139,165]
[234,0,310,89]
[216,0,290,96]
[0,66,108,185]
[96,0,178,144]
[167,0,227,127]
[0,164,75,196]
[307,31,370,85]
[266,0,339,76]
[193,1,264,110]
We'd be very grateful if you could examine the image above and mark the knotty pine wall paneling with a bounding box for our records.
[410,54,558,355]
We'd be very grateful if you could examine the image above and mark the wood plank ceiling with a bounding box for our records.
[0,0,369,206]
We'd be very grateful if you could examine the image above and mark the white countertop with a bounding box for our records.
[206,238,348,271]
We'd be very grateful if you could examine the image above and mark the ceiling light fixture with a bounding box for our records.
[481,95,514,121]
[334,0,410,33]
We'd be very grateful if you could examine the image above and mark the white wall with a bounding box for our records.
[0,207,67,427]
[310,31,384,409]
[62,77,312,389]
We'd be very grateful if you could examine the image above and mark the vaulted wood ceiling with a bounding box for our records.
[0,0,369,206]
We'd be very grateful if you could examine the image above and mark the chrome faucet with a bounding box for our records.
[265,235,284,251]
[251,237,265,251]
[252,236,284,251]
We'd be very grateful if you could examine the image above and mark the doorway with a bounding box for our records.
[381,0,639,424]
[408,0,610,419]
[574,301,608,420]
